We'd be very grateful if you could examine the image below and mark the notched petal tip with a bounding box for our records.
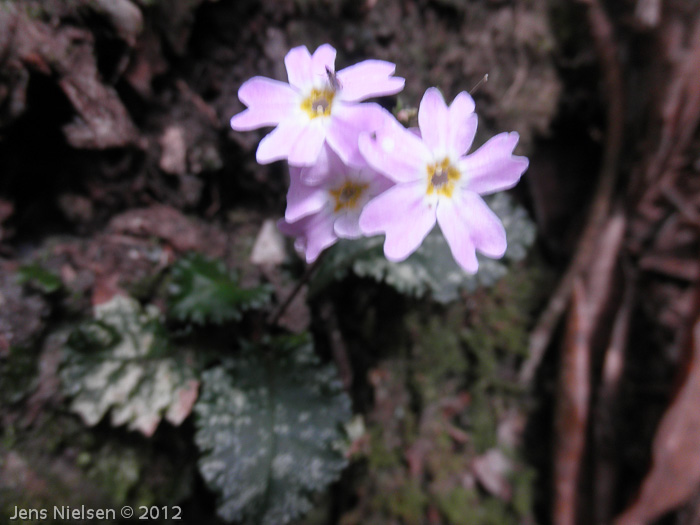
[285,45,313,89]
[229,112,245,130]
[286,44,311,56]
[255,145,285,165]
[311,43,337,63]
[500,131,524,156]
[514,154,529,172]
[238,76,285,105]
[419,87,450,153]
[459,129,529,194]
[452,250,479,274]
[479,232,507,260]
[311,43,337,79]
[230,108,276,131]
[451,91,476,114]
[335,60,405,102]
[231,77,297,131]
[462,193,508,259]
[423,86,444,98]
[313,43,337,55]
[383,245,411,263]
[505,132,529,173]
[381,76,406,96]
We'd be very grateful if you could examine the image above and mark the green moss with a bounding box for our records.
[480,497,518,525]
[382,479,428,525]
[339,260,546,524]
[510,464,536,518]
[0,407,193,524]
[462,265,550,440]
[84,445,141,505]
[0,346,39,406]
[470,394,499,454]
[436,488,521,525]
[435,487,478,525]
[0,440,104,524]
[1,424,18,450]
[463,266,544,360]
[408,307,468,404]
[367,427,402,471]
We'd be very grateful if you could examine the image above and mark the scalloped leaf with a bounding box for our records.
[61,295,199,436]
[194,334,352,525]
[313,193,536,303]
[168,253,272,325]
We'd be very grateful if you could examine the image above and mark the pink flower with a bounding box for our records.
[230,44,404,168]
[358,88,529,273]
[279,146,393,262]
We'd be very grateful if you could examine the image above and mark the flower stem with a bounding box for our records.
[267,253,325,326]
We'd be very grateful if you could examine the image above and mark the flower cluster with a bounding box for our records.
[231,44,529,273]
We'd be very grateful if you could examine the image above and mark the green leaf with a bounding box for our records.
[61,295,199,436]
[16,263,62,293]
[313,193,536,303]
[195,334,352,525]
[168,253,272,325]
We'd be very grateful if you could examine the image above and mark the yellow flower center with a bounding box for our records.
[426,158,460,197]
[330,181,369,212]
[301,88,335,119]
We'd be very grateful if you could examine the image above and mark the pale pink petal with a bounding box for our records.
[230,78,297,130]
[445,190,507,261]
[300,162,328,185]
[300,144,333,184]
[334,211,362,238]
[358,116,430,183]
[302,210,337,262]
[285,45,313,90]
[278,210,337,263]
[458,191,507,257]
[288,120,327,166]
[448,91,477,156]
[460,132,528,195]
[326,103,388,166]
[277,218,312,259]
[277,217,304,237]
[323,142,352,176]
[230,109,271,131]
[237,77,297,109]
[359,181,436,261]
[418,87,449,154]
[256,119,306,164]
[365,170,395,195]
[311,44,337,80]
[336,60,405,102]
[285,167,328,222]
[436,199,479,273]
